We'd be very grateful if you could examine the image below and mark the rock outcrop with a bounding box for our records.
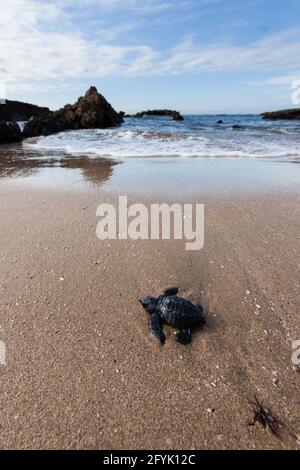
[0,100,49,122]
[134,109,184,121]
[261,108,300,120]
[0,122,23,144]
[172,111,184,121]
[23,87,123,137]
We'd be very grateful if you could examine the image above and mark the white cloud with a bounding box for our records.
[248,73,300,87]
[159,29,300,74]
[1,0,300,94]
[59,0,176,14]
[0,0,156,87]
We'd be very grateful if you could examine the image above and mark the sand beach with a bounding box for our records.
[0,143,299,449]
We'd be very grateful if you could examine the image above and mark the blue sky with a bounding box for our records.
[1,0,300,113]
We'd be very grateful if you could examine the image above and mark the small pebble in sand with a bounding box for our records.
[272,378,279,386]
[246,290,250,295]
[59,277,65,282]
[207,408,215,413]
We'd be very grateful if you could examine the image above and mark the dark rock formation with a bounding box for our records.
[118,111,125,119]
[134,109,184,121]
[232,124,242,130]
[216,119,224,124]
[0,100,49,122]
[172,111,184,121]
[261,108,300,120]
[0,122,23,144]
[23,87,123,137]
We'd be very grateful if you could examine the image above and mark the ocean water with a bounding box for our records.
[25,114,300,161]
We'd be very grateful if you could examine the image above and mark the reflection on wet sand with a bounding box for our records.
[60,157,117,185]
[0,143,118,185]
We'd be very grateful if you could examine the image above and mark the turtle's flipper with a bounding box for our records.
[150,313,165,345]
[163,287,179,296]
[176,328,192,345]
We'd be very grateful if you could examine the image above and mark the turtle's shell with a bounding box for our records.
[155,295,204,328]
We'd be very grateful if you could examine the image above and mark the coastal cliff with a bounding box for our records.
[0,100,49,122]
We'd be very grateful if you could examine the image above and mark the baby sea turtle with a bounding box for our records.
[139,287,205,345]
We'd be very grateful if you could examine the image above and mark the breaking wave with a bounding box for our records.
[25,115,300,161]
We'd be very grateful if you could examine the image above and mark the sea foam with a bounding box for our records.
[24,115,300,161]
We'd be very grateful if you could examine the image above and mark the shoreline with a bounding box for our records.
[0,178,299,449]
[1,142,300,198]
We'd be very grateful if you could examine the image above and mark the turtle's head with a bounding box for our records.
[139,296,156,314]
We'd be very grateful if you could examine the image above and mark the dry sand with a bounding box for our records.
[0,177,299,450]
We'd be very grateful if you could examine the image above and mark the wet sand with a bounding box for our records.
[0,145,300,449]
